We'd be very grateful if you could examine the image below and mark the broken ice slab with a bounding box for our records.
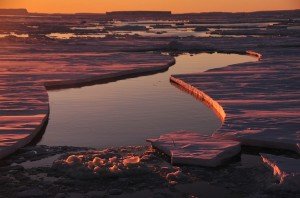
[147,131,241,167]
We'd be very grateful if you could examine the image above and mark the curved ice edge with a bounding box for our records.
[0,58,176,160]
[170,76,226,123]
[0,114,49,160]
[0,86,50,159]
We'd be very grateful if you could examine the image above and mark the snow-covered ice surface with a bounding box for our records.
[147,131,241,167]
[261,154,300,191]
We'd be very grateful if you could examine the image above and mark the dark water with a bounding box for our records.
[39,53,255,147]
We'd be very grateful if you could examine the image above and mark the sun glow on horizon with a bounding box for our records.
[0,0,299,14]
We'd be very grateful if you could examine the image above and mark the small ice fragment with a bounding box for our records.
[123,156,140,166]
[65,155,81,165]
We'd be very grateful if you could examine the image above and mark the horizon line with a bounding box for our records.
[0,8,299,15]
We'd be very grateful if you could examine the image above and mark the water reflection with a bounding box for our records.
[46,33,106,39]
[0,32,29,38]
[39,53,255,147]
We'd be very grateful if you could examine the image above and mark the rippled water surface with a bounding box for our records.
[39,53,255,147]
